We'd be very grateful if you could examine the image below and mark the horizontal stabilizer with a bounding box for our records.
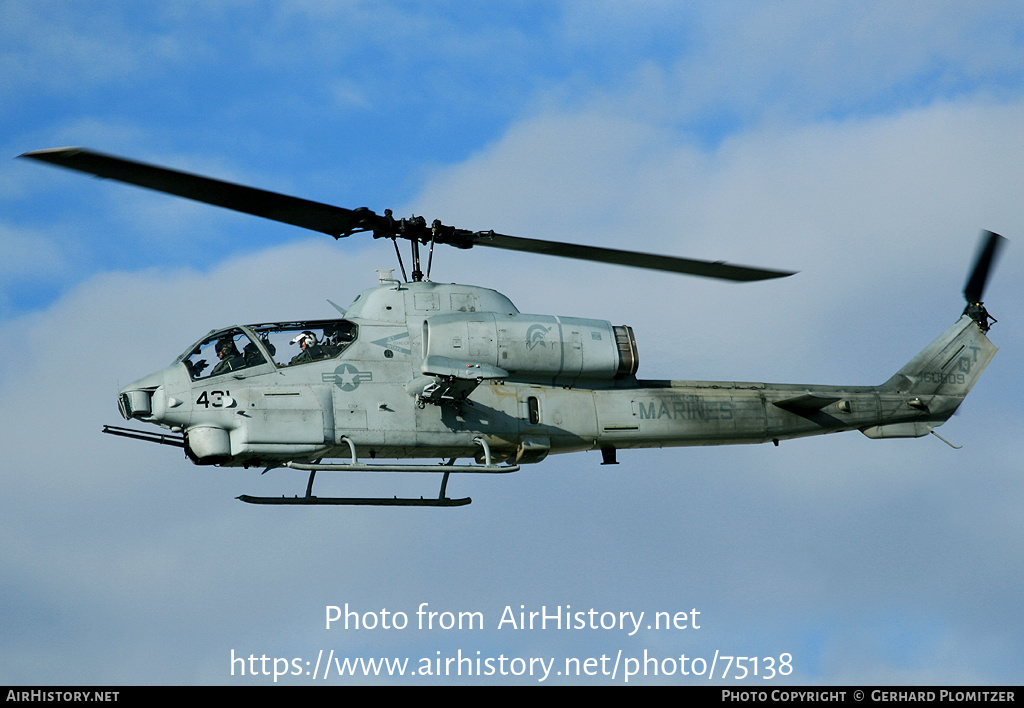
[773,392,842,414]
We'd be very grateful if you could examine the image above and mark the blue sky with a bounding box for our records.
[3,1,1024,685]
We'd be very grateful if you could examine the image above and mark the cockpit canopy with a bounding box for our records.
[180,319,358,379]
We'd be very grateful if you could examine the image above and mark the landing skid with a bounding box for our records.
[237,436,514,508]
[236,490,471,507]
[237,468,471,507]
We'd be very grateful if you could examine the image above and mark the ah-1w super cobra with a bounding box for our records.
[21,147,1005,507]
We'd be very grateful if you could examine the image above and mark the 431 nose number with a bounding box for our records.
[196,390,231,408]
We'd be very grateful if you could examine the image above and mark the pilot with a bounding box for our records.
[211,337,245,375]
[289,331,324,364]
[243,341,265,366]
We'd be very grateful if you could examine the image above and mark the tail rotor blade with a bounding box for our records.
[964,230,1007,304]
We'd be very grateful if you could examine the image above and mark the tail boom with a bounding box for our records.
[587,315,996,452]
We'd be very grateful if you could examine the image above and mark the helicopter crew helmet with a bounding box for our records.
[217,337,238,356]
[290,331,317,348]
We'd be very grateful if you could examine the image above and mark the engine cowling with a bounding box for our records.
[422,312,638,382]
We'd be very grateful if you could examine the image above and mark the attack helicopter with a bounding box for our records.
[20,147,1005,507]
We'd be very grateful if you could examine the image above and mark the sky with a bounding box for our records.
[2,1,1024,686]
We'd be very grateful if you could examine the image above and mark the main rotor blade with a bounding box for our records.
[21,147,795,282]
[466,231,794,281]
[19,147,370,237]
[964,230,1007,304]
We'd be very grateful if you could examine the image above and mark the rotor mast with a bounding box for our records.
[369,209,438,281]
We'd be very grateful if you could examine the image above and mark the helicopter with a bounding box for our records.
[20,147,1005,507]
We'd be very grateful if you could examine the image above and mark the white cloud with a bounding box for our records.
[554,1,1024,132]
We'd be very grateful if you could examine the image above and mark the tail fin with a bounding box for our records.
[865,315,997,439]
[865,316,996,440]
[867,231,1003,440]
[882,315,997,398]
